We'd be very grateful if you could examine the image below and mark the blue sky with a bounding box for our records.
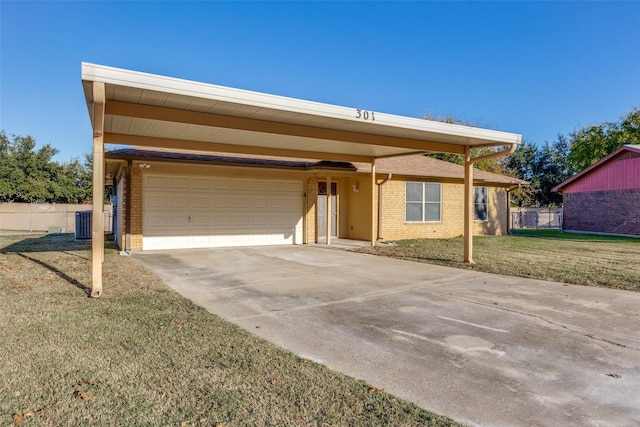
[1,1,639,162]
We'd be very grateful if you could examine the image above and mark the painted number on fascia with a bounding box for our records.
[356,109,375,122]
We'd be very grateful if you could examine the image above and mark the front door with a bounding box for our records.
[317,182,337,238]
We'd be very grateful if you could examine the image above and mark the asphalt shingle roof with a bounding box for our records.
[106,147,526,186]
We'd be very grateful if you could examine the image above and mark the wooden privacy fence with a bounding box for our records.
[0,203,113,233]
[511,207,563,230]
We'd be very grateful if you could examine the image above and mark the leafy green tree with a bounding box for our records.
[0,131,93,203]
[506,137,574,207]
[505,140,539,207]
[568,108,640,171]
[421,114,509,174]
[537,136,573,206]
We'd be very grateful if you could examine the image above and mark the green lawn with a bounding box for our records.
[359,230,640,291]
[0,233,457,426]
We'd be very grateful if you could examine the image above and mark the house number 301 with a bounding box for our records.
[356,109,375,121]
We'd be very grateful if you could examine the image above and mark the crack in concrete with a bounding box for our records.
[442,294,639,351]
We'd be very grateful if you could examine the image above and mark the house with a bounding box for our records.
[552,145,640,236]
[82,63,522,296]
[105,147,526,252]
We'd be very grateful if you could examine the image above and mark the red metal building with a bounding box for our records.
[553,145,640,236]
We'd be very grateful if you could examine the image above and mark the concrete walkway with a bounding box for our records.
[134,245,640,427]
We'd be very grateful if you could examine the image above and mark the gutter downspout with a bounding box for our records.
[377,173,392,240]
[468,143,517,165]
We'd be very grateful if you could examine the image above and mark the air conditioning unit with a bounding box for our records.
[75,211,92,240]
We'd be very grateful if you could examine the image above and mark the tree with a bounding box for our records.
[421,114,508,174]
[0,131,93,203]
[506,137,574,207]
[536,136,573,206]
[568,108,640,171]
[505,140,540,207]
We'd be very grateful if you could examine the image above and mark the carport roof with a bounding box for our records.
[82,63,521,162]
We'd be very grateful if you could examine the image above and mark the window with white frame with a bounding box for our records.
[474,186,488,221]
[406,182,441,222]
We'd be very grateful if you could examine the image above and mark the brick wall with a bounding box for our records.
[380,179,507,240]
[563,189,640,236]
[130,167,143,249]
[475,187,508,236]
[305,177,318,243]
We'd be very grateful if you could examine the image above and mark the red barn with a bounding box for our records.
[553,145,640,236]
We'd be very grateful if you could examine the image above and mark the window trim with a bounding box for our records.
[405,181,442,223]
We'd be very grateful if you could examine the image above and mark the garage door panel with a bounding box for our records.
[146,176,167,188]
[212,214,231,226]
[233,215,250,226]
[169,195,189,208]
[250,181,268,191]
[213,179,231,190]
[146,195,167,208]
[249,214,267,226]
[169,215,189,227]
[212,196,230,208]
[192,178,211,190]
[191,215,211,227]
[143,175,303,250]
[191,196,211,209]
[286,182,302,192]
[146,215,166,227]
[169,177,189,189]
[250,197,269,209]
[231,197,250,208]
[233,180,250,191]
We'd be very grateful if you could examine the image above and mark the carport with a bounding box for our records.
[82,62,521,297]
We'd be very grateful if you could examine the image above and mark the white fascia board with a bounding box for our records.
[82,62,522,146]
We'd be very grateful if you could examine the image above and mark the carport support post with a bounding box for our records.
[326,176,331,245]
[463,146,474,264]
[91,82,106,297]
[370,157,376,247]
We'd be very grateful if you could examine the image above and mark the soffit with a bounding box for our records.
[82,63,522,160]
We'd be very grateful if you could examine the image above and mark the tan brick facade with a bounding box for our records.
[305,176,318,243]
[378,178,508,240]
[116,163,509,250]
[129,167,143,250]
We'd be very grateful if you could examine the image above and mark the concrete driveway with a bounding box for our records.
[135,245,640,427]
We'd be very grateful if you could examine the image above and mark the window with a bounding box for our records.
[474,186,488,221]
[406,182,441,222]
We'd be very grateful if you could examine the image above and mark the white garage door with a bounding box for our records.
[142,175,303,250]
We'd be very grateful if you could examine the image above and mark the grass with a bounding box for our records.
[0,233,457,427]
[358,230,640,291]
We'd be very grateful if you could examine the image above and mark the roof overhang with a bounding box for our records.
[82,63,521,162]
